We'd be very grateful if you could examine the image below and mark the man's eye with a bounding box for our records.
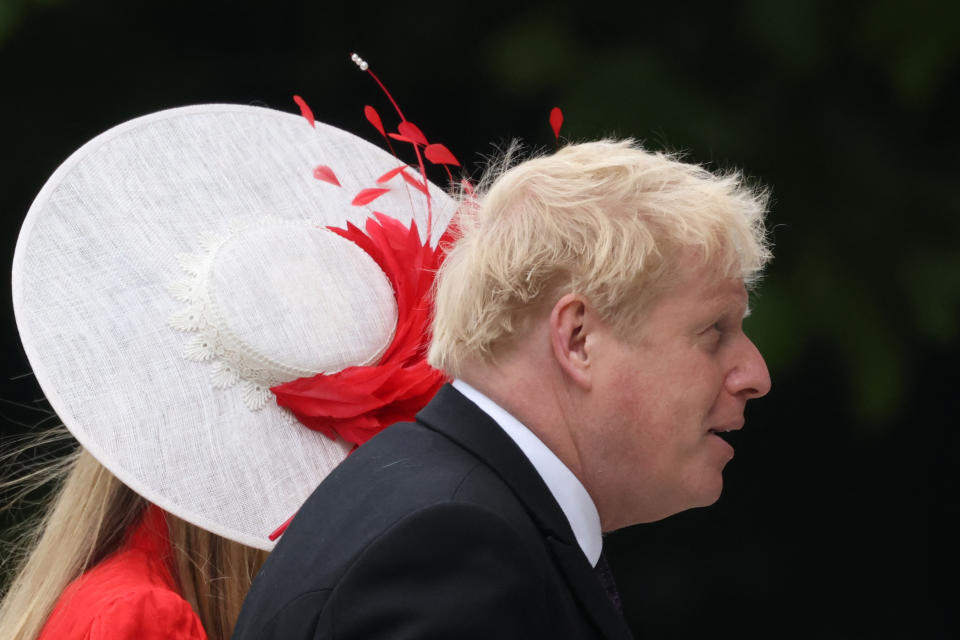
[698,322,723,338]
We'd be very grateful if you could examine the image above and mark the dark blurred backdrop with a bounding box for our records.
[2,0,958,637]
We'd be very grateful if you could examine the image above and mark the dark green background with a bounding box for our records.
[2,0,957,637]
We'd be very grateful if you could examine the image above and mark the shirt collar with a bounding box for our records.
[452,379,603,566]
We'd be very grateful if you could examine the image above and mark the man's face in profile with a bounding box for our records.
[580,262,772,530]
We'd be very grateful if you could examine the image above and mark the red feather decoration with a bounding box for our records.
[377,165,408,183]
[313,165,341,186]
[549,106,563,142]
[400,169,429,196]
[364,105,386,138]
[271,214,453,446]
[293,95,316,128]
[351,188,390,206]
[424,143,460,167]
[397,121,428,146]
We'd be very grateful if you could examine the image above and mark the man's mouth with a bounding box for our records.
[708,423,742,446]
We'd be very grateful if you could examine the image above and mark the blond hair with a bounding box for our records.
[0,446,267,640]
[429,139,771,376]
[168,511,268,639]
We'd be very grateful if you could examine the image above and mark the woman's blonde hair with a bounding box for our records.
[429,139,771,376]
[168,510,268,640]
[0,444,268,640]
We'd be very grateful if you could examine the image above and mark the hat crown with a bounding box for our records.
[169,219,397,410]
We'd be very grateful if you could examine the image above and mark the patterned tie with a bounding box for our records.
[593,550,623,614]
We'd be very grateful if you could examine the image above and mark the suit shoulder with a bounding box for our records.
[256,421,495,580]
[322,502,549,638]
[293,421,488,531]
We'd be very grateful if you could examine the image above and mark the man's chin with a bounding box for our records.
[688,475,726,510]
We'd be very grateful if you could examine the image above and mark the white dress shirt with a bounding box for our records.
[452,379,603,567]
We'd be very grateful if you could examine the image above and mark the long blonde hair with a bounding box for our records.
[0,446,268,640]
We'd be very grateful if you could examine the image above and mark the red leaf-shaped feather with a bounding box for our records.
[400,170,429,196]
[424,143,460,167]
[365,105,386,138]
[272,214,451,447]
[397,121,428,146]
[351,188,390,206]
[549,106,563,141]
[313,165,341,186]
[293,95,315,128]
[377,165,408,183]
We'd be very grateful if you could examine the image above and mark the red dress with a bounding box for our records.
[38,504,206,640]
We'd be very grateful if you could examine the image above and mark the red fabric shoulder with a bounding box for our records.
[38,505,206,640]
[83,586,206,640]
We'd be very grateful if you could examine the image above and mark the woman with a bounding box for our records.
[1,447,262,639]
[0,103,455,639]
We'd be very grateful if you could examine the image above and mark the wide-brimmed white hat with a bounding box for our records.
[11,103,456,550]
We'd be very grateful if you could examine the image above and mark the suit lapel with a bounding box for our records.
[417,384,634,640]
[547,536,635,639]
[417,384,570,537]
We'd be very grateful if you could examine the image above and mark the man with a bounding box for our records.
[233,140,772,639]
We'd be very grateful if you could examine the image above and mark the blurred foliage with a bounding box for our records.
[0,1,955,438]
[469,1,960,425]
[0,1,956,421]
[0,0,62,44]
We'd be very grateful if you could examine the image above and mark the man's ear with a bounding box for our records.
[549,294,592,390]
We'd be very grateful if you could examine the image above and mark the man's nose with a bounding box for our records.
[727,336,771,399]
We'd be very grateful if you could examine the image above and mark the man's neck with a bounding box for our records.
[458,364,587,490]
[451,378,603,566]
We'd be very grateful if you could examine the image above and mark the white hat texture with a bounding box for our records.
[11,103,456,550]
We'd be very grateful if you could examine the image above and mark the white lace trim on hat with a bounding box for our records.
[167,218,397,411]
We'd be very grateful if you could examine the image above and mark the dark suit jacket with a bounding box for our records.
[232,384,634,639]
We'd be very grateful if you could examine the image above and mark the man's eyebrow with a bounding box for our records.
[707,281,748,311]
[711,291,750,321]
